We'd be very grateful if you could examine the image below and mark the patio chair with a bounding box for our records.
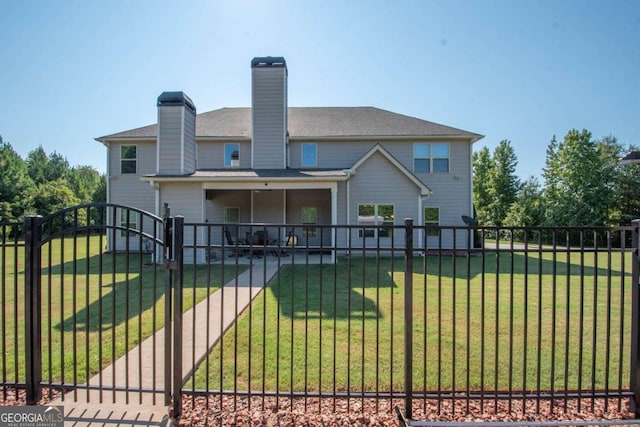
[255,230,279,257]
[279,231,297,257]
[224,229,247,257]
[245,232,263,258]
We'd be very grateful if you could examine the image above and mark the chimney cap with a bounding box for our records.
[157,91,196,114]
[251,56,287,68]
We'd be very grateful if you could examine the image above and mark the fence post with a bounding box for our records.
[163,206,173,407]
[172,216,184,419]
[404,218,414,419]
[631,219,640,417]
[24,215,42,405]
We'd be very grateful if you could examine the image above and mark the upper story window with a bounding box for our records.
[301,143,317,167]
[224,143,240,168]
[414,143,449,173]
[121,145,137,174]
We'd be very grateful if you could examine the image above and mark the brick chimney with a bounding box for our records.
[251,57,287,169]
[156,91,197,175]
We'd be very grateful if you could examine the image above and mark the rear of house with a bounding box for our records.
[96,56,482,262]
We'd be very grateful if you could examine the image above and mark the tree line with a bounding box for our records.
[0,135,105,223]
[473,129,640,229]
[2,129,638,229]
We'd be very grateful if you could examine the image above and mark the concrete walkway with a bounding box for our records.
[49,261,280,426]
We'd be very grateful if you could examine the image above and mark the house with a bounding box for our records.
[96,57,482,261]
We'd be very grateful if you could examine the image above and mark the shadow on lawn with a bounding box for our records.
[269,257,400,320]
[270,251,630,321]
[416,251,628,280]
[46,252,240,333]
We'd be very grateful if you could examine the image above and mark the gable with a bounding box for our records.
[349,144,431,196]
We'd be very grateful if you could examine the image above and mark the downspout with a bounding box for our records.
[105,141,112,251]
[344,169,353,257]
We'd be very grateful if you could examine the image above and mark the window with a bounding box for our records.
[224,144,240,168]
[424,207,440,236]
[413,143,449,173]
[224,207,240,223]
[121,145,137,174]
[301,207,317,237]
[358,204,394,238]
[301,143,317,167]
[119,210,138,237]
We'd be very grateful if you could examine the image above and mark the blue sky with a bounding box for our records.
[0,0,638,179]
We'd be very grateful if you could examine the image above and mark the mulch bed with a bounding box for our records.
[1,386,637,426]
[176,394,637,426]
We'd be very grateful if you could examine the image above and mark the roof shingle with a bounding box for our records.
[97,107,482,141]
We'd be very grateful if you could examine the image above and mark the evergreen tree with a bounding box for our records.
[0,136,34,221]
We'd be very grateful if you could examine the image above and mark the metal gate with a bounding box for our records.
[22,203,180,410]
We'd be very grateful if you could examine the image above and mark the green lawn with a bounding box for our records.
[0,233,245,385]
[193,250,632,394]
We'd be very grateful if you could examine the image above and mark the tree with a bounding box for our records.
[609,139,640,225]
[26,146,69,186]
[542,129,610,227]
[27,179,80,217]
[67,165,103,203]
[472,146,493,225]
[503,176,543,230]
[0,136,34,221]
[486,140,520,227]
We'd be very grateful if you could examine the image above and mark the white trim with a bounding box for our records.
[417,194,423,245]
[331,187,337,263]
[346,176,351,226]
[156,109,160,173]
[200,180,338,191]
[154,181,160,217]
[105,142,111,204]
[141,174,347,184]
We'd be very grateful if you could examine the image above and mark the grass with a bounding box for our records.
[193,249,632,394]
[0,233,246,385]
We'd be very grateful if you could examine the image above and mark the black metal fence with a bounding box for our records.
[2,206,640,422]
[174,220,639,420]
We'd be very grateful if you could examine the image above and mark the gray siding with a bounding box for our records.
[252,67,286,168]
[108,141,157,251]
[183,109,196,174]
[197,141,251,169]
[160,182,205,263]
[108,141,156,213]
[285,189,331,247]
[417,142,473,227]
[290,139,473,228]
[157,107,182,174]
[253,190,284,224]
[158,105,196,175]
[348,151,420,247]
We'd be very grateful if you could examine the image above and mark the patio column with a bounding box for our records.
[331,185,337,263]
